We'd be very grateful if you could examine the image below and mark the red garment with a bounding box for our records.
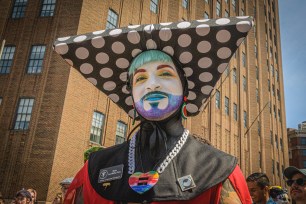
[65,162,251,204]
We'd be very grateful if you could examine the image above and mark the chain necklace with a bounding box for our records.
[128,129,189,174]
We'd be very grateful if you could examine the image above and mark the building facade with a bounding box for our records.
[288,121,306,168]
[0,0,288,202]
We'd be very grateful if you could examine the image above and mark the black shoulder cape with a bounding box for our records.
[88,135,237,203]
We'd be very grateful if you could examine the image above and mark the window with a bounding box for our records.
[268,79,270,92]
[14,98,34,130]
[241,9,244,16]
[302,138,306,145]
[277,162,280,176]
[275,69,279,81]
[272,84,275,96]
[106,9,118,29]
[0,97,2,105]
[233,68,237,83]
[11,0,27,18]
[216,1,221,17]
[27,45,46,73]
[225,0,228,3]
[303,150,306,156]
[215,90,220,109]
[278,109,281,122]
[0,45,15,74]
[280,138,283,151]
[244,111,247,128]
[277,89,280,101]
[273,105,276,118]
[256,88,259,102]
[259,152,262,168]
[90,112,105,144]
[182,0,188,8]
[270,47,273,58]
[150,0,158,13]
[271,64,274,76]
[205,0,210,3]
[275,52,278,64]
[256,66,259,80]
[225,97,229,115]
[232,0,236,11]
[270,131,273,144]
[233,103,238,121]
[40,0,56,16]
[224,67,229,76]
[275,135,278,149]
[242,52,246,67]
[225,10,229,17]
[254,45,257,58]
[115,121,127,145]
[304,161,306,168]
[258,121,261,135]
[243,76,247,91]
[204,11,209,19]
[272,159,275,174]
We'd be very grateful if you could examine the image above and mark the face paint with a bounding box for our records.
[132,61,183,121]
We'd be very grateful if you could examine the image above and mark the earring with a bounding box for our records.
[181,96,187,119]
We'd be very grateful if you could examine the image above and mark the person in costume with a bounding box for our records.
[54,17,254,204]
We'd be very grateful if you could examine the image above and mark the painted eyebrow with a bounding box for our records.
[157,64,174,70]
[134,68,146,75]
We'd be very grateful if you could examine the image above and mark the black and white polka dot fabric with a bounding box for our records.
[53,16,253,118]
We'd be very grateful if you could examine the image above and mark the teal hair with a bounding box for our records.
[128,50,173,76]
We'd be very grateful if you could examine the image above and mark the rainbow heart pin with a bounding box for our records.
[128,171,159,194]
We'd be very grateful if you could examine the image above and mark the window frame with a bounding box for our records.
[115,121,127,145]
[27,45,46,74]
[106,9,118,29]
[40,0,56,17]
[11,0,28,19]
[0,45,16,74]
[13,98,35,130]
[215,90,221,109]
[150,0,158,13]
[90,111,106,144]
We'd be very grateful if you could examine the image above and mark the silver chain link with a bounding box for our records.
[128,129,189,175]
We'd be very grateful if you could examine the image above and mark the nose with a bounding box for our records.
[146,76,161,91]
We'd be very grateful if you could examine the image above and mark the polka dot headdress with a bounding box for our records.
[53,16,253,118]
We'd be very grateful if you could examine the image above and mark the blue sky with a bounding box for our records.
[279,1,306,128]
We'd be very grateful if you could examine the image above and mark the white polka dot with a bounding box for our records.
[197,41,211,53]
[128,25,140,29]
[160,22,172,26]
[179,52,192,64]
[177,22,191,29]
[132,49,142,57]
[125,96,133,106]
[73,35,87,42]
[87,78,97,86]
[183,67,193,77]
[197,19,210,23]
[119,72,128,82]
[236,37,245,46]
[217,47,232,59]
[128,109,135,118]
[236,16,249,19]
[199,72,213,82]
[75,47,89,59]
[127,31,140,44]
[96,52,109,64]
[100,68,113,78]
[215,18,230,25]
[116,58,129,69]
[65,59,73,66]
[112,42,125,54]
[57,36,70,41]
[201,85,213,95]
[187,91,196,100]
[186,104,198,113]
[198,57,212,68]
[122,85,130,94]
[109,29,122,36]
[162,46,174,56]
[178,34,191,47]
[103,81,116,91]
[217,63,228,73]
[146,39,157,49]
[80,63,93,74]
[196,24,210,36]
[159,28,172,41]
[108,94,119,103]
[144,24,154,33]
[216,30,231,43]
[236,21,252,33]
[187,80,195,89]
[91,36,105,48]
[93,30,105,35]
[55,43,69,55]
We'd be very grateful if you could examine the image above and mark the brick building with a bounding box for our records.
[288,121,306,168]
[0,0,288,202]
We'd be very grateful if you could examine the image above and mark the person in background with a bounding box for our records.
[0,192,5,204]
[14,190,32,204]
[27,189,37,204]
[283,166,306,204]
[269,186,289,204]
[59,178,73,201]
[246,173,275,204]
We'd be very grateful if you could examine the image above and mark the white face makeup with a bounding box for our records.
[132,61,183,121]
